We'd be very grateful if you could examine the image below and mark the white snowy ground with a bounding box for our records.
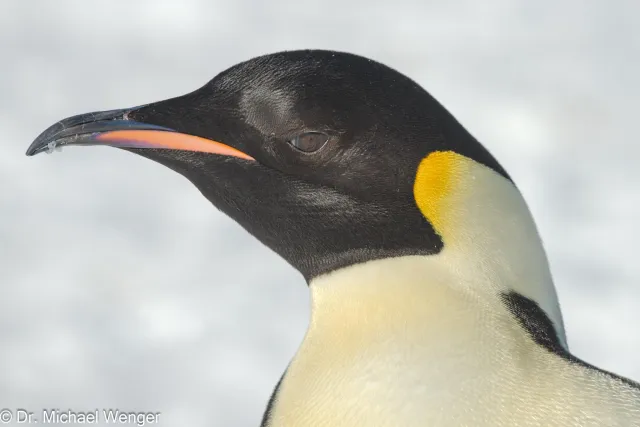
[1,1,638,425]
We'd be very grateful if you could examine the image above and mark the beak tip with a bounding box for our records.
[25,139,48,157]
[25,144,39,157]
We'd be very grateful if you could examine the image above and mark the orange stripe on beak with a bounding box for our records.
[96,130,254,161]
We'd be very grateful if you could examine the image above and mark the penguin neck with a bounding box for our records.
[300,151,567,355]
[413,151,566,343]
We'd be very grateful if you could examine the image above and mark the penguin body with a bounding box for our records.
[268,258,639,427]
[27,50,640,426]
[265,150,640,426]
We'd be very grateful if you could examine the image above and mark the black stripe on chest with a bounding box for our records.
[501,291,639,390]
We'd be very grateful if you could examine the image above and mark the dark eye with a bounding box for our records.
[288,132,329,153]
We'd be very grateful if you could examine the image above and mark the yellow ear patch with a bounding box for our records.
[413,151,469,237]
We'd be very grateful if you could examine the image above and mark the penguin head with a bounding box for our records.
[27,50,520,283]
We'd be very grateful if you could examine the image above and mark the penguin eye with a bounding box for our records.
[288,132,329,153]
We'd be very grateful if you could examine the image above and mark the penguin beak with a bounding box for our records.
[25,107,254,160]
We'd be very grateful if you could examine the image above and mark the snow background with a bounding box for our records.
[1,0,638,425]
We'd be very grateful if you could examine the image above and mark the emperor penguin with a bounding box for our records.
[26,50,640,426]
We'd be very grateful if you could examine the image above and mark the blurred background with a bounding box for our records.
[1,0,638,425]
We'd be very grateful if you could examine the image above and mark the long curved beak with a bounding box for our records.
[25,107,254,161]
